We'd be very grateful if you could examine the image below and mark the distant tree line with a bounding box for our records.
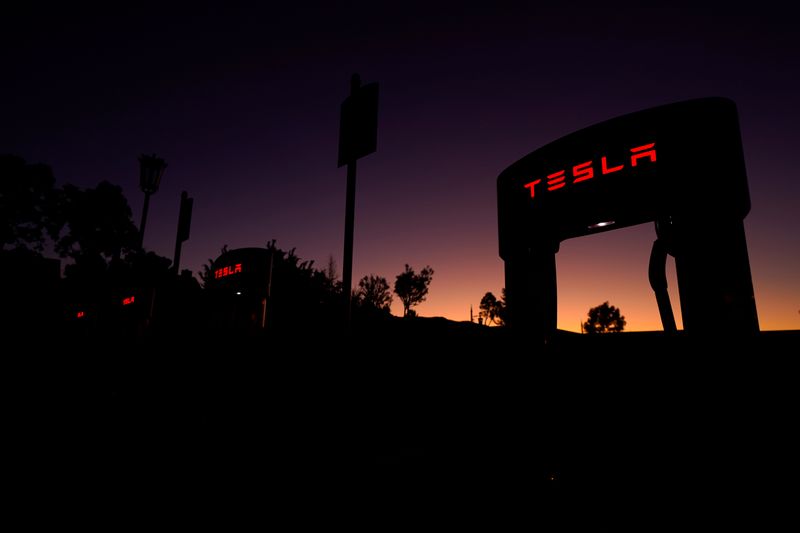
[351,264,434,318]
[2,154,139,263]
[2,153,438,335]
[1,154,198,335]
[475,288,626,334]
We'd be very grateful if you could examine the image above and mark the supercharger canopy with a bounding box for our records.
[498,97,750,257]
[206,247,272,295]
[497,97,758,338]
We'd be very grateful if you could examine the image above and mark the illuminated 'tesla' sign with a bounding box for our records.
[214,263,242,279]
[497,97,758,339]
[523,142,656,200]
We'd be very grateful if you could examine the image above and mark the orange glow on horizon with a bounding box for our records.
[385,223,798,332]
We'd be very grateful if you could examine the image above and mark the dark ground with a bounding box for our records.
[8,319,799,525]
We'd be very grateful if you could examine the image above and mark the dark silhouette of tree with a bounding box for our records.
[479,291,507,326]
[583,301,626,334]
[479,292,497,325]
[394,264,434,318]
[355,274,392,312]
[323,254,341,295]
[54,180,144,298]
[262,239,339,329]
[2,156,139,267]
[0,154,60,253]
[55,181,140,262]
[1,156,190,336]
[325,255,338,283]
[1,156,62,335]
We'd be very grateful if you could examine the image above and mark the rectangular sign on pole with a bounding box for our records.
[337,82,379,167]
[177,191,193,243]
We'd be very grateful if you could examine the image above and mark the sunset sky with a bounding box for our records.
[3,2,798,330]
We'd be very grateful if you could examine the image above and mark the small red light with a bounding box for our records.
[77,311,85,318]
[123,296,135,306]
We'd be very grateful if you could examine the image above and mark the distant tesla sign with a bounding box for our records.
[214,263,242,279]
[207,248,272,293]
[497,97,758,339]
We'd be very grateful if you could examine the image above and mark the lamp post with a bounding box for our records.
[138,154,167,250]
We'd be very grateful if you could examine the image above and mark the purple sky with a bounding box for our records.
[3,2,799,330]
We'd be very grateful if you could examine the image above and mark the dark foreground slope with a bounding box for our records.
[9,319,799,525]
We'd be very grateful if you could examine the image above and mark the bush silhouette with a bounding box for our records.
[583,301,626,334]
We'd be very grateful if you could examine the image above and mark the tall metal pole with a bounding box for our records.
[173,191,192,274]
[139,191,151,250]
[342,158,358,326]
[263,250,274,329]
[172,197,184,274]
[341,74,361,328]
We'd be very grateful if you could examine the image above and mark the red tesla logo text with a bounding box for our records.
[524,142,656,200]
[215,263,243,279]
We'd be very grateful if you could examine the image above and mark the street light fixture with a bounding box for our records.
[138,153,167,249]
